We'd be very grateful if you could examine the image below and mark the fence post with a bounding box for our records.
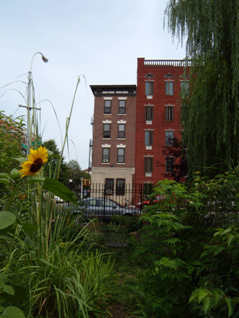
[103,184,106,221]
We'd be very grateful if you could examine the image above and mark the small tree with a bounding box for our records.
[157,137,187,183]
[42,139,69,184]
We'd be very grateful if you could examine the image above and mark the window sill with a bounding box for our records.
[116,163,125,165]
[103,113,112,116]
[102,162,110,164]
[102,138,111,140]
[145,172,152,177]
[118,113,126,115]
[146,120,152,125]
[117,138,126,140]
[146,146,152,150]
[146,95,153,99]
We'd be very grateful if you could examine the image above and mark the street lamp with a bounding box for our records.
[26,52,48,155]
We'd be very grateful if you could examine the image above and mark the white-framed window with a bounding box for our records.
[118,124,126,138]
[165,105,174,121]
[103,124,111,138]
[165,131,174,146]
[144,157,153,174]
[102,148,110,163]
[118,100,126,114]
[117,148,125,163]
[145,106,153,121]
[104,100,111,114]
[165,81,174,95]
[145,81,154,96]
[145,131,153,147]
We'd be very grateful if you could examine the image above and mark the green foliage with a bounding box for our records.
[134,170,239,317]
[0,112,25,175]
[42,139,69,183]
[166,0,239,177]
[189,226,239,317]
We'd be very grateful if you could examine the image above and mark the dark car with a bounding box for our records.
[78,197,141,220]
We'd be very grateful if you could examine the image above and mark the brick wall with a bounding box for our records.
[92,94,136,168]
[135,58,189,184]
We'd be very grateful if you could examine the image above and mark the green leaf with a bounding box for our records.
[21,224,38,234]
[1,286,27,305]
[213,246,225,256]
[27,175,45,183]
[46,149,53,156]
[203,296,215,314]
[198,288,209,303]
[224,297,234,317]
[0,179,10,186]
[189,289,199,303]
[39,258,58,269]
[13,157,27,163]
[0,273,7,281]
[43,177,77,205]
[0,306,25,318]
[0,212,16,229]
[10,169,20,177]
[3,285,14,296]
[227,234,235,246]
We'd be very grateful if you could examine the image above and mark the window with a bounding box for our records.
[105,179,114,195]
[116,179,125,195]
[165,106,174,121]
[145,82,154,96]
[102,148,110,163]
[103,124,111,138]
[118,100,126,114]
[84,199,97,207]
[104,100,111,114]
[143,183,153,196]
[118,124,126,138]
[166,157,174,173]
[165,131,174,146]
[145,131,153,146]
[165,82,174,95]
[144,157,153,174]
[117,148,125,163]
[145,106,153,121]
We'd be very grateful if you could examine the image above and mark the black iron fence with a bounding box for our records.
[86,183,148,208]
[66,184,152,221]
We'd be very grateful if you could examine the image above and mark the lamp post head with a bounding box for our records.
[41,54,48,63]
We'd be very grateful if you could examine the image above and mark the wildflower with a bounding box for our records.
[19,146,48,177]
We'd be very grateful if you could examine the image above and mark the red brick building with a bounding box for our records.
[90,85,136,196]
[135,58,189,190]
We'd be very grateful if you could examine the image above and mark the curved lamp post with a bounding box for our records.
[26,52,48,155]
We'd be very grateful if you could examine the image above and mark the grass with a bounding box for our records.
[87,219,143,318]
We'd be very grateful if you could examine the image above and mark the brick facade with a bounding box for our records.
[135,58,189,186]
[90,85,136,189]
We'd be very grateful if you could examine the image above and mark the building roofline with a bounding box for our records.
[90,84,136,96]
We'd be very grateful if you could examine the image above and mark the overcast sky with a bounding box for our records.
[0,0,186,169]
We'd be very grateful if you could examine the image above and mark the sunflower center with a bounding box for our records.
[30,158,43,173]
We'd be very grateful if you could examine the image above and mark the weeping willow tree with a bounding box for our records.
[166,0,239,176]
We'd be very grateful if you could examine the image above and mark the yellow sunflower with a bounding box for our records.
[19,146,48,177]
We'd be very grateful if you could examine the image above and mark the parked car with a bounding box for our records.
[77,198,141,220]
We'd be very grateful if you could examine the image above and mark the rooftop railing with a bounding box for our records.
[144,59,191,67]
